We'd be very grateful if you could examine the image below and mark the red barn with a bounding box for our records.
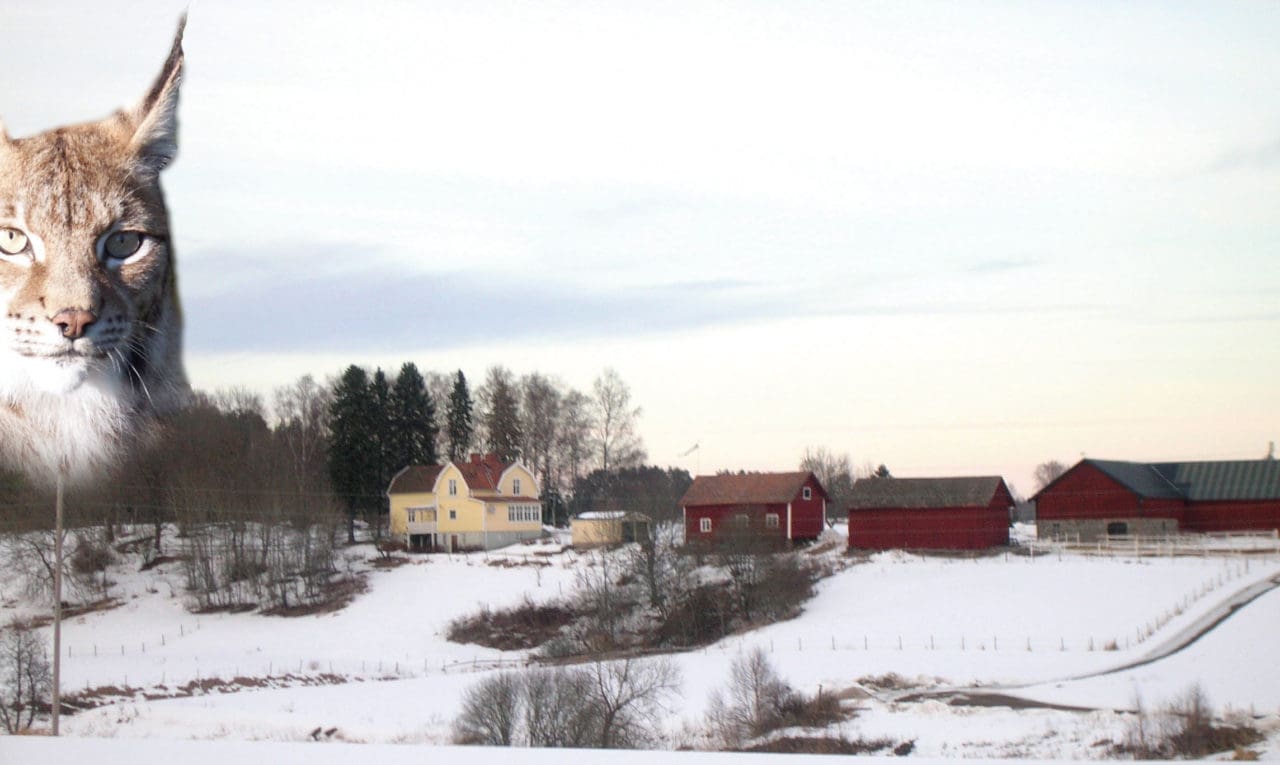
[1034,458,1280,541]
[847,476,1013,550]
[681,472,828,546]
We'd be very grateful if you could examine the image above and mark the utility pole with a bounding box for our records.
[52,470,64,736]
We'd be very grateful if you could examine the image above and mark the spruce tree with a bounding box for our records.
[370,368,394,520]
[328,365,377,542]
[482,366,523,463]
[389,362,438,468]
[445,370,474,461]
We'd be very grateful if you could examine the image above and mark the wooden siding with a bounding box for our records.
[1183,500,1280,533]
[848,506,1009,550]
[1035,462,1185,523]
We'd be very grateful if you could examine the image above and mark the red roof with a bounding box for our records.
[388,453,519,495]
[680,471,827,507]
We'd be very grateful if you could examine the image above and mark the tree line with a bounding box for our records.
[0,364,652,535]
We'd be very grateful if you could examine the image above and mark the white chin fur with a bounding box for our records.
[1,352,131,484]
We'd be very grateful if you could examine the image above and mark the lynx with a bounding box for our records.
[0,19,189,486]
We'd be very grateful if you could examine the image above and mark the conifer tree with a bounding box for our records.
[446,370,474,461]
[482,366,523,463]
[389,362,438,468]
[370,368,394,518]
[328,365,378,542]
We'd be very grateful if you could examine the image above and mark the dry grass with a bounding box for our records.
[745,735,903,754]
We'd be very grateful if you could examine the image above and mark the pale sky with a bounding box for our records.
[4,1,1278,494]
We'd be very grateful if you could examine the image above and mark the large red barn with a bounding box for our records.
[681,471,828,545]
[1034,458,1280,541]
[847,476,1013,550]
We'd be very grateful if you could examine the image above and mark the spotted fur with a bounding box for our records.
[0,19,189,485]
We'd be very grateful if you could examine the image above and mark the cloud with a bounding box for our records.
[182,267,783,354]
[964,258,1039,275]
[1204,139,1280,174]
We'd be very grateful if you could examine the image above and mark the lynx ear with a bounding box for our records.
[130,14,186,173]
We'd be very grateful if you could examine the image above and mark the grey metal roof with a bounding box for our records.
[848,476,1009,510]
[1152,460,1280,501]
[1067,458,1280,502]
[1084,459,1185,500]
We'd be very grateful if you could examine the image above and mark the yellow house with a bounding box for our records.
[387,453,543,552]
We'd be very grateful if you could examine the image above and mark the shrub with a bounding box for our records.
[451,658,680,750]
[447,595,576,650]
[1120,684,1263,759]
[70,537,114,577]
[452,672,522,746]
[706,648,844,748]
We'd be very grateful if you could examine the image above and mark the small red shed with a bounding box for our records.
[847,476,1013,550]
[681,471,828,545]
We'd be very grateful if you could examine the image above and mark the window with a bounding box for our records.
[449,510,457,520]
[802,487,812,500]
[508,504,539,523]
[513,479,522,495]
[699,517,712,533]
[448,479,457,496]
[407,509,415,523]
[765,513,779,529]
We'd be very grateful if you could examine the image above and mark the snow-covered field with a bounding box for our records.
[3,524,1280,762]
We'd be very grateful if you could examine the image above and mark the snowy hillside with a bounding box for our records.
[2,526,1279,761]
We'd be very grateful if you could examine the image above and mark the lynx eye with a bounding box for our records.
[103,231,144,260]
[0,227,29,256]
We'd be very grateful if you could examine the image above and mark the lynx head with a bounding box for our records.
[0,18,190,485]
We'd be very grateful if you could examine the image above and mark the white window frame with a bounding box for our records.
[449,509,457,520]
[508,504,539,523]
[765,513,780,529]
[513,478,522,495]
[699,517,712,533]
[448,479,458,496]
[802,487,812,500]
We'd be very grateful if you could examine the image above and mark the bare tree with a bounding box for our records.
[1033,459,1069,491]
[589,657,681,749]
[520,373,562,487]
[706,647,793,747]
[453,671,523,746]
[424,371,455,462]
[590,368,646,473]
[625,522,691,618]
[557,388,594,492]
[523,667,598,748]
[800,446,855,522]
[0,621,52,734]
[273,374,332,500]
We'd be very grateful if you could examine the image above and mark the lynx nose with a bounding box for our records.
[52,309,97,340]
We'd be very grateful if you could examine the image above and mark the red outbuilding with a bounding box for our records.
[681,471,828,546]
[1033,458,1280,541]
[847,476,1013,550]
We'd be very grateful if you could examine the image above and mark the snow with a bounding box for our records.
[3,527,1280,760]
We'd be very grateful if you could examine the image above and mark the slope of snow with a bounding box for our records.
[3,528,1280,758]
